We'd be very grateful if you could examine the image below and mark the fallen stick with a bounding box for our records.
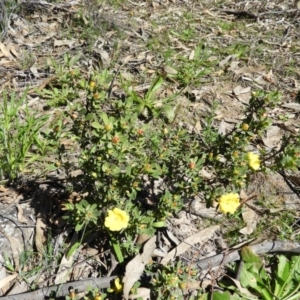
[1,276,116,300]
[192,240,300,270]
[4,241,300,299]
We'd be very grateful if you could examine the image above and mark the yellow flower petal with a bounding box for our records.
[219,193,240,214]
[107,278,123,293]
[247,152,260,170]
[114,278,122,292]
[105,208,129,231]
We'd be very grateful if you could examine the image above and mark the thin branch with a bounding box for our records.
[1,276,116,300]
[192,240,300,270]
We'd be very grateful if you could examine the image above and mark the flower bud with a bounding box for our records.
[89,81,96,90]
[241,123,249,131]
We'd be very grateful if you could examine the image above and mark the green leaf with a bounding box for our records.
[101,112,109,125]
[240,263,273,300]
[85,113,94,121]
[140,227,156,235]
[112,242,123,263]
[256,282,273,300]
[274,255,289,296]
[212,291,231,300]
[240,264,259,289]
[276,255,300,299]
[241,246,262,264]
[5,258,15,272]
[81,199,90,207]
[69,54,81,66]
[231,293,249,300]
[75,222,84,232]
[90,203,97,211]
[67,241,81,259]
[153,221,166,228]
[91,121,102,129]
[146,77,164,100]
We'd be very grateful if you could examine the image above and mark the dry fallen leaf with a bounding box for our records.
[128,287,151,299]
[219,55,233,68]
[0,273,18,293]
[200,167,214,179]
[263,69,276,84]
[276,123,297,135]
[0,43,18,60]
[53,39,76,47]
[239,189,248,201]
[2,233,24,272]
[227,60,240,72]
[239,206,258,235]
[123,236,156,300]
[282,102,300,112]
[121,71,134,81]
[218,120,227,136]
[189,50,195,60]
[0,186,18,203]
[55,232,80,284]
[96,50,111,68]
[233,86,251,104]
[194,120,202,132]
[160,225,220,265]
[186,281,201,290]
[7,273,40,295]
[35,218,46,256]
[16,204,28,224]
[0,186,8,192]
[163,65,178,75]
[214,69,224,76]
[234,65,265,75]
[262,125,282,149]
[0,254,6,296]
[233,86,251,96]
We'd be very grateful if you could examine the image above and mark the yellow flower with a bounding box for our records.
[105,208,129,231]
[114,278,122,292]
[93,293,101,300]
[247,152,260,170]
[219,193,240,214]
[166,274,179,286]
[108,278,122,293]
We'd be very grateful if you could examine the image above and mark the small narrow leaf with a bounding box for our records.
[101,112,109,124]
[274,255,289,296]
[112,242,124,263]
[67,241,81,259]
[146,77,164,100]
[75,223,84,232]
[91,121,102,129]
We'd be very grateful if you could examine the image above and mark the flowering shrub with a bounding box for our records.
[45,62,300,282]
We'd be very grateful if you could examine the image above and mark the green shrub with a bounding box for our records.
[39,56,300,263]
